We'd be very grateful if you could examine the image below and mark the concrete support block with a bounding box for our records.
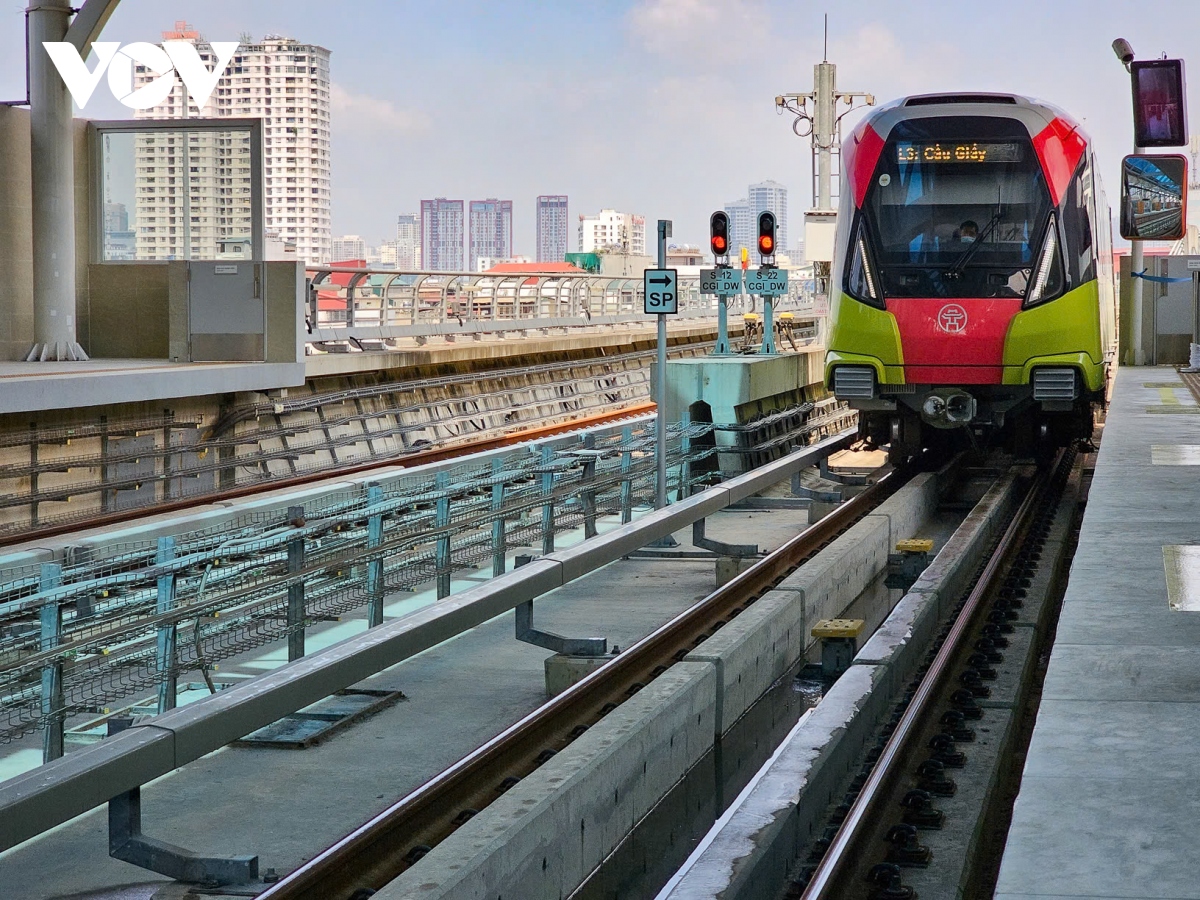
[715,556,755,587]
[777,514,891,630]
[807,499,839,523]
[544,653,609,698]
[377,661,716,900]
[685,589,804,735]
[871,472,939,546]
[661,665,890,900]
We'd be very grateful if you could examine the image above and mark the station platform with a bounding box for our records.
[996,367,1200,899]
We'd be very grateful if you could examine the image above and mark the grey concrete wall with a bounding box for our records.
[86,264,170,358]
[376,662,717,900]
[265,261,304,364]
[0,106,34,360]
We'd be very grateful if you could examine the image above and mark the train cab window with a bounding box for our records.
[857,116,1055,300]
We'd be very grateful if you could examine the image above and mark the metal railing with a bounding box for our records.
[0,426,857,858]
[0,405,850,756]
[304,265,817,349]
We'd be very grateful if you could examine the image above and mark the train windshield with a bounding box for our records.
[860,117,1053,299]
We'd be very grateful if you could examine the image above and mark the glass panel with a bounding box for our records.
[858,117,1054,299]
[100,127,254,261]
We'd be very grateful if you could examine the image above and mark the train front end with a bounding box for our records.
[824,94,1112,459]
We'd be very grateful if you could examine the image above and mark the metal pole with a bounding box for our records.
[154,537,177,713]
[490,459,506,577]
[26,0,87,362]
[814,61,836,212]
[656,221,668,511]
[286,506,305,661]
[366,484,384,628]
[39,563,64,762]
[1131,142,1146,365]
[716,291,730,354]
[540,445,555,555]
[1192,271,1200,351]
[435,471,451,599]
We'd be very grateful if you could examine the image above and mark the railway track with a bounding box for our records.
[257,460,913,900]
[794,445,1084,900]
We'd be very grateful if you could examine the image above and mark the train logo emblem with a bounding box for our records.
[937,304,967,334]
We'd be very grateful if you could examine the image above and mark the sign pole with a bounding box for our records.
[716,291,730,354]
[761,286,775,355]
[656,220,670,511]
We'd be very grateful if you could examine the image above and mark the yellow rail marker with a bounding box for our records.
[896,538,934,553]
[811,618,866,639]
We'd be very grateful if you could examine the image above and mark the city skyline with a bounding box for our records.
[8,2,1197,253]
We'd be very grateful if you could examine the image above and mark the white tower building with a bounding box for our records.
[132,22,332,264]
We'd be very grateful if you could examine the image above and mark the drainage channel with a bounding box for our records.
[792,446,1084,900]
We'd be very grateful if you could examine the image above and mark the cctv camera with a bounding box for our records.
[1112,38,1135,66]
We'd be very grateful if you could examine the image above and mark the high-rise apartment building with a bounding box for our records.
[331,235,366,261]
[395,213,420,269]
[749,180,788,257]
[468,199,513,272]
[421,198,464,271]
[132,22,332,263]
[577,209,646,255]
[536,195,568,263]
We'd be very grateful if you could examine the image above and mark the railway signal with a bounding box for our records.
[710,211,730,260]
[757,211,777,263]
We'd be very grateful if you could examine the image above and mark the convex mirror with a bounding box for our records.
[1120,154,1188,241]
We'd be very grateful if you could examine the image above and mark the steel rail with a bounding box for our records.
[258,465,907,900]
[798,456,1053,900]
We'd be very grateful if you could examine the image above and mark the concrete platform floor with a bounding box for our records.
[0,500,816,899]
[996,367,1200,900]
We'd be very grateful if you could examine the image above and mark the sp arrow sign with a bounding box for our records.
[643,268,678,314]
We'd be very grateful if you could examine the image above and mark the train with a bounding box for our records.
[823,93,1116,461]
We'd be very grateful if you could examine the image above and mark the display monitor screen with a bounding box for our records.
[1132,59,1187,148]
[895,141,1024,164]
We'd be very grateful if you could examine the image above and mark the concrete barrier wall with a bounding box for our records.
[777,514,891,627]
[376,661,716,900]
[684,588,804,736]
[871,471,940,546]
[659,470,1025,900]
[660,665,892,900]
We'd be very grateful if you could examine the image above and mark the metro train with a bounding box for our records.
[824,93,1116,460]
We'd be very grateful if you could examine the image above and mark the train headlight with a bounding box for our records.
[1024,213,1065,308]
[845,217,885,309]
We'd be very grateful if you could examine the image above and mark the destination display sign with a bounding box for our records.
[895,141,1023,164]
[699,267,743,295]
[745,267,788,297]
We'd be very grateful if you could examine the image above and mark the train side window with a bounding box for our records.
[1063,157,1096,284]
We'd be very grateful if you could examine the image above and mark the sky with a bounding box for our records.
[1,0,1195,255]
